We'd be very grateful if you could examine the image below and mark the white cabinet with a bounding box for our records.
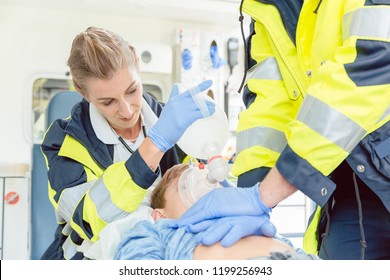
[0,163,30,260]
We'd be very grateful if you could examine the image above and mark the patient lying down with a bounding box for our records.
[114,164,297,260]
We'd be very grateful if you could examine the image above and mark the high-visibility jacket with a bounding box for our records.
[233,0,390,254]
[41,93,186,259]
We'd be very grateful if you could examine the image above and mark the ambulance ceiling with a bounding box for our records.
[1,0,242,26]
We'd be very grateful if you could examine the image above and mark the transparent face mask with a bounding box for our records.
[178,157,229,208]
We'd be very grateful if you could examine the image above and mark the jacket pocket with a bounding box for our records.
[371,121,390,178]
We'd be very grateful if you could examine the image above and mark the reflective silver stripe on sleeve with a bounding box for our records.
[62,223,72,236]
[379,105,390,122]
[244,57,282,85]
[88,177,128,223]
[297,95,366,153]
[236,126,287,155]
[62,236,78,260]
[343,7,390,41]
[57,181,94,223]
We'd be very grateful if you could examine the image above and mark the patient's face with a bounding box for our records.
[162,177,189,219]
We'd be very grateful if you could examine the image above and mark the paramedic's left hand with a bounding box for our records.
[192,215,276,247]
[148,80,215,152]
[172,183,271,227]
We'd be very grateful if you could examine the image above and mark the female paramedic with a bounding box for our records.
[40,26,214,260]
[173,0,390,260]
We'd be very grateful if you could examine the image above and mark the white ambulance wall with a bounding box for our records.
[0,2,243,165]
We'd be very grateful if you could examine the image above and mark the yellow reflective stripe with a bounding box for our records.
[244,0,308,99]
[59,134,104,177]
[288,121,349,176]
[245,57,282,85]
[48,182,58,209]
[303,205,322,255]
[103,163,148,213]
[343,7,390,41]
[236,126,287,155]
[81,163,147,241]
[231,145,279,177]
[42,146,60,214]
[181,155,193,164]
[43,136,101,222]
[79,190,106,242]
[57,181,94,223]
[297,95,366,153]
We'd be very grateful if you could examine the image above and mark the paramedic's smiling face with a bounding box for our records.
[162,177,189,220]
[86,67,143,133]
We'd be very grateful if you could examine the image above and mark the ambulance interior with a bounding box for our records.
[0,0,314,260]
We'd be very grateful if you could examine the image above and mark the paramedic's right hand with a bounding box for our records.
[173,183,271,228]
[194,215,276,247]
[148,80,215,152]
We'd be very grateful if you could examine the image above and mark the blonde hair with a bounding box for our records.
[150,163,189,209]
[67,26,139,94]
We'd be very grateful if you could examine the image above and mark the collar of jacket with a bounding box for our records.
[255,0,303,45]
[63,92,162,169]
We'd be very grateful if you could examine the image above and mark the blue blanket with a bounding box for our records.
[114,218,297,260]
[114,219,198,260]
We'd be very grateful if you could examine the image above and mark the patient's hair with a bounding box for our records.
[150,163,189,209]
[67,26,139,94]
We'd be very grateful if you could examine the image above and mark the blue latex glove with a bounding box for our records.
[192,215,276,247]
[148,80,215,152]
[210,44,226,69]
[172,183,271,227]
[182,48,193,70]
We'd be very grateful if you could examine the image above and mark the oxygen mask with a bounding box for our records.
[178,157,230,208]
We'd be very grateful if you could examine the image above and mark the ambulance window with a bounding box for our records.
[32,78,73,142]
[142,84,163,101]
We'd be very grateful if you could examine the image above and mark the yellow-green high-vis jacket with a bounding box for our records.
[41,93,186,259]
[233,0,390,254]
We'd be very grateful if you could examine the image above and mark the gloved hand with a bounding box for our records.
[210,43,226,69]
[172,183,271,227]
[148,80,215,152]
[192,215,276,247]
[182,48,193,70]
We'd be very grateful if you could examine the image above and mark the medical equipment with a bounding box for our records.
[181,48,193,70]
[227,38,239,74]
[178,156,230,208]
[175,81,230,208]
[210,40,226,69]
[148,80,214,153]
[176,183,273,228]
[176,84,229,160]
